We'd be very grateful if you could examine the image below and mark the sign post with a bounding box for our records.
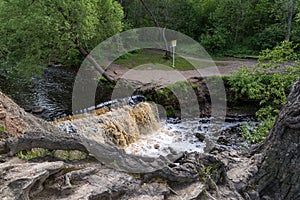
[171,40,177,68]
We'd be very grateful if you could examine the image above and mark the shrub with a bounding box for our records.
[228,41,300,143]
[200,27,231,53]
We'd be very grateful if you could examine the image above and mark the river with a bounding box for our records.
[0,66,113,120]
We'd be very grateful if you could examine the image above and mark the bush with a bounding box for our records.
[199,27,231,53]
[228,41,300,143]
[248,25,285,51]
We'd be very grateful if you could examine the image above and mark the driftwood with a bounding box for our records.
[0,131,88,158]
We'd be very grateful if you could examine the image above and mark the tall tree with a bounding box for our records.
[0,0,123,81]
[285,0,295,41]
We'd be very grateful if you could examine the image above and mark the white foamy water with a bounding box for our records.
[125,119,206,157]
[125,117,255,158]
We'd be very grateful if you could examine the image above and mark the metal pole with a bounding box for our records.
[172,46,175,68]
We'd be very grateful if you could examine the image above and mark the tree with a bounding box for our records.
[285,0,295,41]
[244,78,300,199]
[0,0,123,81]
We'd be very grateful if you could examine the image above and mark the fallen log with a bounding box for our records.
[0,131,88,159]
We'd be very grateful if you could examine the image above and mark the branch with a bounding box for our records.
[139,0,160,28]
[76,39,114,83]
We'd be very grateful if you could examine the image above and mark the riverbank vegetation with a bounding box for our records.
[229,41,300,143]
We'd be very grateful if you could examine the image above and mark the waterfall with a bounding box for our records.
[95,102,160,147]
[54,102,160,148]
[53,101,179,173]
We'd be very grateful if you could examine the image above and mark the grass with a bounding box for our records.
[114,50,226,71]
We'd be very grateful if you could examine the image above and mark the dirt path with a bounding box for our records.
[106,58,257,86]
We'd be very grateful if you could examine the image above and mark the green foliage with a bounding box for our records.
[241,121,272,144]
[200,27,231,53]
[17,148,87,160]
[17,148,51,160]
[122,0,300,55]
[166,108,175,117]
[248,25,286,51]
[0,0,123,78]
[0,126,6,132]
[228,41,300,143]
[99,76,115,89]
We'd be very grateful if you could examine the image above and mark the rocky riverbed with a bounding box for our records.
[0,91,263,199]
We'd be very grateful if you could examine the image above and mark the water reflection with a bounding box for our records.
[0,66,113,120]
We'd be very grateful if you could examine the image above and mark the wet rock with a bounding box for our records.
[195,132,206,142]
[217,136,230,145]
[166,118,181,124]
[154,144,160,149]
[225,114,255,122]
[59,123,78,134]
[213,124,247,149]
[204,137,218,153]
[0,161,65,199]
[145,152,227,185]
[32,106,44,114]
[198,118,210,123]
[24,107,32,112]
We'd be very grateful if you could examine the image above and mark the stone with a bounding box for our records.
[154,144,160,149]
[32,106,44,114]
[195,132,206,142]
[0,111,6,120]
[204,137,217,153]
[168,182,205,200]
[217,136,230,145]
[0,161,65,199]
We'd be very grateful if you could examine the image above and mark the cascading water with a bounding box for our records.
[54,102,160,148]
[54,101,256,162]
[54,101,179,173]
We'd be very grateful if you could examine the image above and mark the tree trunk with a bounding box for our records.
[76,44,114,83]
[285,0,294,41]
[139,0,170,56]
[247,78,300,199]
[1,132,88,157]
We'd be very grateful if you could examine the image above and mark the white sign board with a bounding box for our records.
[171,40,177,47]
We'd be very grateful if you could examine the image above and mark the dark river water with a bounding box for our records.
[0,66,113,120]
